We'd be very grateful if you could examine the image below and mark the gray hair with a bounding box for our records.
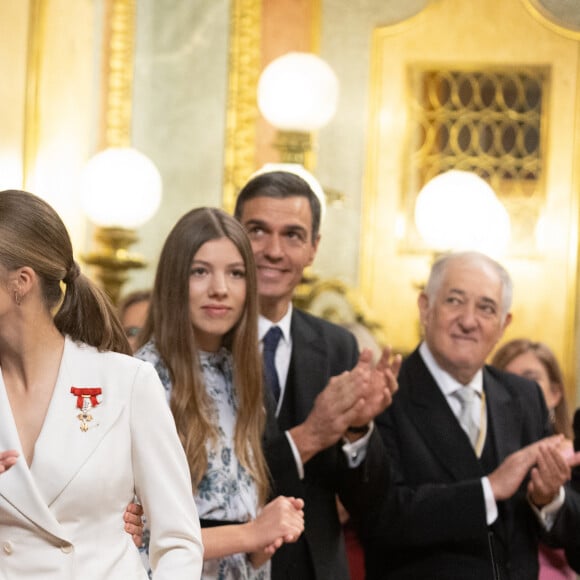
[424,251,513,322]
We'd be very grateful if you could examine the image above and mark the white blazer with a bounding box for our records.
[0,337,203,579]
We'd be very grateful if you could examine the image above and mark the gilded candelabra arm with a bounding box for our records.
[80,0,154,305]
[293,271,389,348]
[82,227,146,305]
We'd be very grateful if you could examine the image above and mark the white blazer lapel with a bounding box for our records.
[31,338,124,508]
[0,371,68,541]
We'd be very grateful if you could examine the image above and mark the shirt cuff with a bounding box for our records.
[341,422,374,468]
[285,430,305,480]
[481,476,498,525]
[529,486,565,531]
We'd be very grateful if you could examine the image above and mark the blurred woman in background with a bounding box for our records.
[492,338,574,580]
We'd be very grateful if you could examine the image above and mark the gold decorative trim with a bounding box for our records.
[222,0,261,214]
[83,226,146,305]
[521,0,580,40]
[307,0,322,172]
[81,0,138,303]
[293,275,388,348]
[310,0,322,53]
[23,0,48,189]
[101,0,135,148]
[359,27,386,300]
[360,6,432,298]
[567,55,580,407]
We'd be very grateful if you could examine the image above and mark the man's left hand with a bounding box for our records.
[528,441,580,507]
[348,347,401,429]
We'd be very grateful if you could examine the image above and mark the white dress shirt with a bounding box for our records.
[259,306,371,478]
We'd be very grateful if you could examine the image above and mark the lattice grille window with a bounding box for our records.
[402,65,550,254]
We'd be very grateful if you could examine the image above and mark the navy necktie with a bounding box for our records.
[263,326,283,403]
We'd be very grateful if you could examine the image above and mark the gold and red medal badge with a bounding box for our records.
[70,387,102,432]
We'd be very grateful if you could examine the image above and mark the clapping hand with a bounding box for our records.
[347,347,402,431]
[290,347,402,461]
[528,436,580,507]
[489,435,580,504]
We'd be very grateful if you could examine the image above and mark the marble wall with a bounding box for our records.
[130,0,230,291]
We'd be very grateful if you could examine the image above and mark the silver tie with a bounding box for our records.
[453,387,480,450]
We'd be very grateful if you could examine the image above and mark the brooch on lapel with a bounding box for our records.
[70,387,102,432]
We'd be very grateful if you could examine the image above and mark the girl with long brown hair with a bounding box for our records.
[136,207,304,579]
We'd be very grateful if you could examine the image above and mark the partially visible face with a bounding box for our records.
[188,237,247,352]
[120,299,150,353]
[504,350,561,410]
[419,259,511,384]
[239,195,319,319]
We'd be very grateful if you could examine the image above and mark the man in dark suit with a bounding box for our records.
[364,251,580,580]
[234,169,400,580]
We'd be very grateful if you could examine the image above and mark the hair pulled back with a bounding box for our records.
[0,190,130,355]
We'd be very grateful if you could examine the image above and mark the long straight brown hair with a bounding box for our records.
[138,207,269,503]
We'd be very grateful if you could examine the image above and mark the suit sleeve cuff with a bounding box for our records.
[529,486,565,530]
[341,422,374,468]
[284,430,305,479]
[482,476,498,525]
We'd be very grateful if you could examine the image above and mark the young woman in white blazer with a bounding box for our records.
[0,190,203,579]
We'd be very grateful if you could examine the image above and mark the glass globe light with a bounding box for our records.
[257,52,339,132]
[414,170,511,257]
[80,147,162,229]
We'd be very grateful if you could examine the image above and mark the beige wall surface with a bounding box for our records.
[0,0,96,253]
[0,0,29,189]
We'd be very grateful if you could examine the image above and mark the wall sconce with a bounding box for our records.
[414,170,511,258]
[257,52,339,168]
[257,52,344,205]
[80,147,162,304]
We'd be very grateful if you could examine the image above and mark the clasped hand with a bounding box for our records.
[249,496,305,559]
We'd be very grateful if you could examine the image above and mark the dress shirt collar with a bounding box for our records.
[418,341,483,397]
[259,304,292,345]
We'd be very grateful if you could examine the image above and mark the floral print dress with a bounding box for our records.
[136,341,268,580]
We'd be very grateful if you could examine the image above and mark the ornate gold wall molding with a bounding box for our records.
[23,0,47,188]
[522,0,580,40]
[222,0,261,214]
[22,0,136,182]
[101,0,135,148]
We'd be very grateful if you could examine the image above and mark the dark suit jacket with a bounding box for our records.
[264,308,390,580]
[364,347,579,580]
[561,464,580,572]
